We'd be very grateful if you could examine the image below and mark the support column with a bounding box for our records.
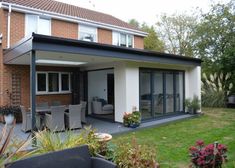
[30,50,36,137]
[114,63,139,122]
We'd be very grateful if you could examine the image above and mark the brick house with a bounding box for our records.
[0,0,201,124]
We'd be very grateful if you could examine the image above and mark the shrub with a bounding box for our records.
[0,106,20,116]
[185,95,201,114]
[201,72,233,107]
[111,137,159,168]
[32,126,100,156]
[189,140,227,168]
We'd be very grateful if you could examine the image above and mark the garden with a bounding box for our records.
[1,107,234,168]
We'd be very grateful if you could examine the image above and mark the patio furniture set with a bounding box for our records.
[20,101,87,132]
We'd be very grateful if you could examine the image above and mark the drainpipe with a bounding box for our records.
[7,4,11,48]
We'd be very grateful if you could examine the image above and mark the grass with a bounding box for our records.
[112,108,235,168]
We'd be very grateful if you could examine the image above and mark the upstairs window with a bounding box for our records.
[79,25,97,42]
[25,14,51,36]
[112,32,134,48]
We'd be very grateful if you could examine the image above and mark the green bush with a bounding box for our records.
[108,137,159,168]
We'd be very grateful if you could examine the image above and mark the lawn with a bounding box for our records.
[112,108,235,168]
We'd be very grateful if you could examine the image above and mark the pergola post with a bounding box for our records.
[30,50,36,141]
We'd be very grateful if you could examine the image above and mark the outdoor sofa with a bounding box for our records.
[5,145,116,168]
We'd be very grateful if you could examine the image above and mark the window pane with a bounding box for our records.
[165,72,174,113]
[112,32,119,46]
[37,73,46,92]
[120,34,126,47]
[175,72,184,112]
[153,72,164,116]
[26,15,37,36]
[128,35,133,48]
[79,25,97,42]
[38,18,51,35]
[48,73,59,92]
[61,74,69,91]
[140,71,152,120]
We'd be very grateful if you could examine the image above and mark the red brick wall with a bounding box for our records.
[98,28,112,45]
[10,11,25,46]
[134,35,144,49]
[51,19,78,39]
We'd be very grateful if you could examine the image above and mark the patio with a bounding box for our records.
[0,114,194,141]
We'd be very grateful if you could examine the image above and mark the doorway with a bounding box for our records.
[140,68,185,120]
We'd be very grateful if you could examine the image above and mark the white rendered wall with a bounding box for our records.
[185,66,201,111]
[114,63,139,122]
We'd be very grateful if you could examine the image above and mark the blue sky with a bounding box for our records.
[57,0,231,25]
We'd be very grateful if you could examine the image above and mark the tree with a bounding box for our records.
[193,1,235,92]
[156,13,197,57]
[128,20,165,52]
[141,23,165,52]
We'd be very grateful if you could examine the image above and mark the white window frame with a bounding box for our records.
[25,14,51,37]
[36,71,71,95]
[112,31,134,48]
[78,25,98,42]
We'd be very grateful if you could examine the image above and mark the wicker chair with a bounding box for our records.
[65,104,82,130]
[81,101,87,123]
[45,106,65,132]
[20,106,40,132]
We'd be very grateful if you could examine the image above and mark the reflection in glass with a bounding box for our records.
[140,72,152,119]
[153,72,163,116]
[175,72,184,112]
[165,72,174,113]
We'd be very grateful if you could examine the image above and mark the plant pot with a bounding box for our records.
[4,114,14,125]
[123,122,129,127]
[228,95,235,103]
[129,123,140,128]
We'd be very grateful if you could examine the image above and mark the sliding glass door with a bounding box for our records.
[153,72,164,117]
[140,69,185,120]
[140,71,152,120]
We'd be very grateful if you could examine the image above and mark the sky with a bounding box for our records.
[56,0,231,25]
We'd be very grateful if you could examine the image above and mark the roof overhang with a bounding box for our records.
[3,33,202,66]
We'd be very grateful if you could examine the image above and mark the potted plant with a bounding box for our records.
[123,111,141,128]
[0,106,20,125]
[185,95,201,114]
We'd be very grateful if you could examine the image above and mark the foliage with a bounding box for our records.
[113,108,235,167]
[128,19,165,52]
[0,123,31,168]
[156,13,197,57]
[185,95,201,113]
[193,1,235,92]
[123,111,141,127]
[112,137,158,168]
[189,140,227,168]
[141,24,165,52]
[201,72,233,107]
[0,106,20,116]
[32,126,100,156]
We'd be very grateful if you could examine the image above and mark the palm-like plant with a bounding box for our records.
[0,121,32,167]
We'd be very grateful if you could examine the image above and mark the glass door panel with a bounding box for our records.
[140,72,152,120]
[153,72,164,117]
[165,72,174,113]
[175,72,184,112]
